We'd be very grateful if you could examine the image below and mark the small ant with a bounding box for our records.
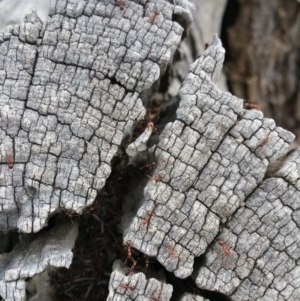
[147,174,164,182]
[244,102,260,110]
[147,122,158,134]
[124,241,134,263]
[204,42,209,50]
[165,243,176,256]
[259,135,269,147]
[142,211,153,226]
[118,283,134,290]
[143,255,152,273]
[61,209,77,224]
[83,206,96,215]
[148,12,160,23]
[126,258,138,275]
[140,159,156,170]
[151,296,161,301]
[6,154,14,169]
[116,0,125,10]
[218,240,230,255]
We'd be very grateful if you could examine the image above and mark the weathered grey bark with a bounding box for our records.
[0,222,78,301]
[1,0,300,301]
[108,260,173,301]
[0,0,194,234]
[0,0,50,31]
[179,294,209,301]
[0,0,194,300]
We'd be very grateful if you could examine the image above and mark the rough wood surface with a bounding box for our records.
[179,294,209,301]
[0,0,50,31]
[1,0,300,301]
[0,0,194,233]
[124,34,295,281]
[107,260,173,301]
[0,222,78,301]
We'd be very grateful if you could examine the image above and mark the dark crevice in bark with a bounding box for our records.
[0,230,19,254]
[172,14,188,39]
[166,268,231,301]
[220,0,239,65]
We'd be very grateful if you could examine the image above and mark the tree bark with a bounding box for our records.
[1,1,300,301]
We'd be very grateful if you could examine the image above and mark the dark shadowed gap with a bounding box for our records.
[165,268,231,301]
[172,14,188,39]
[220,0,239,64]
[0,230,19,254]
[164,252,232,300]
[220,0,239,97]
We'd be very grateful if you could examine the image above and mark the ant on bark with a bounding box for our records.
[60,209,78,224]
[218,240,230,255]
[147,174,164,182]
[140,158,156,170]
[124,240,134,263]
[259,135,269,147]
[116,0,125,10]
[148,12,160,23]
[147,122,158,134]
[244,101,260,110]
[143,255,152,272]
[6,154,14,169]
[142,210,153,226]
[125,258,139,275]
[118,282,134,290]
[165,243,176,256]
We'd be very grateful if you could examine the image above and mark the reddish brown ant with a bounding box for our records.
[61,209,78,224]
[6,154,14,169]
[83,206,96,215]
[146,99,161,122]
[218,240,230,255]
[126,258,138,275]
[143,255,151,272]
[259,135,269,147]
[140,159,156,170]
[118,282,134,290]
[151,295,161,301]
[142,211,153,226]
[124,241,134,263]
[116,0,125,10]
[244,102,260,110]
[165,243,176,256]
[147,122,158,133]
[148,12,160,23]
[147,174,164,182]
[204,42,209,50]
